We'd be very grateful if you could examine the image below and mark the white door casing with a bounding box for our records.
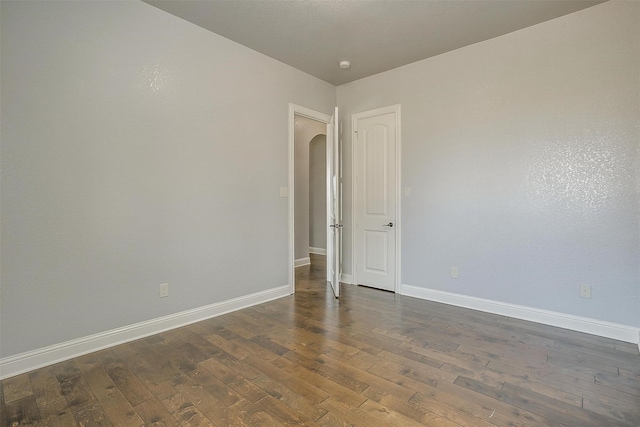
[352,105,401,292]
[288,104,331,295]
[327,107,341,298]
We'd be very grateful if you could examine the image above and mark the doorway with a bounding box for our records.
[309,134,328,257]
[293,115,326,268]
[287,104,331,294]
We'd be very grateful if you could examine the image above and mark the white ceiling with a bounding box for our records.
[144,0,606,86]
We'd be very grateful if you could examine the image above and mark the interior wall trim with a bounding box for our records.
[340,273,354,285]
[400,284,640,347]
[309,247,327,255]
[294,257,311,267]
[0,285,290,380]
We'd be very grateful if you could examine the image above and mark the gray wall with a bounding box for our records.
[309,135,327,250]
[0,0,335,358]
[1,0,638,362]
[338,1,639,327]
[293,116,325,261]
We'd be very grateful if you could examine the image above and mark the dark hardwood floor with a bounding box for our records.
[2,254,639,426]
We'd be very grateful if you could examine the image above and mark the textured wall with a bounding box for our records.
[338,1,639,326]
[0,1,335,358]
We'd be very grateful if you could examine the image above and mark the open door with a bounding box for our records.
[327,107,341,298]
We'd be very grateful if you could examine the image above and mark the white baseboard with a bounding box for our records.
[0,285,290,380]
[400,284,640,346]
[309,247,327,255]
[341,273,354,285]
[294,257,311,267]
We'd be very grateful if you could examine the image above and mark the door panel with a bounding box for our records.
[365,126,389,215]
[327,107,340,298]
[355,110,397,292]
[364,231,388,272]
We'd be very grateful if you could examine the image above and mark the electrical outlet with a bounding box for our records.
[279,187,289,197]
[403,187,411,197]
[579,284,591,299]
[160,283,169,298]
[450,267,459,279]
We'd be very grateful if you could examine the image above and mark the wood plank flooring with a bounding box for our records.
[2,254,639,426]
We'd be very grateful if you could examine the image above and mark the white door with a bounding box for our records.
[327,107,341,298]
[353,107,399,292]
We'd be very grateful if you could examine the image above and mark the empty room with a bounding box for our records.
[1,0,639,426]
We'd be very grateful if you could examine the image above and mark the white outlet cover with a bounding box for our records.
[160,283,169,298]
[579,285,591,299]
[280,187,289,197]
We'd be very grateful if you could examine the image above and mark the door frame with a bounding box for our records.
[288,103,332,295]
[351,104,402,292]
